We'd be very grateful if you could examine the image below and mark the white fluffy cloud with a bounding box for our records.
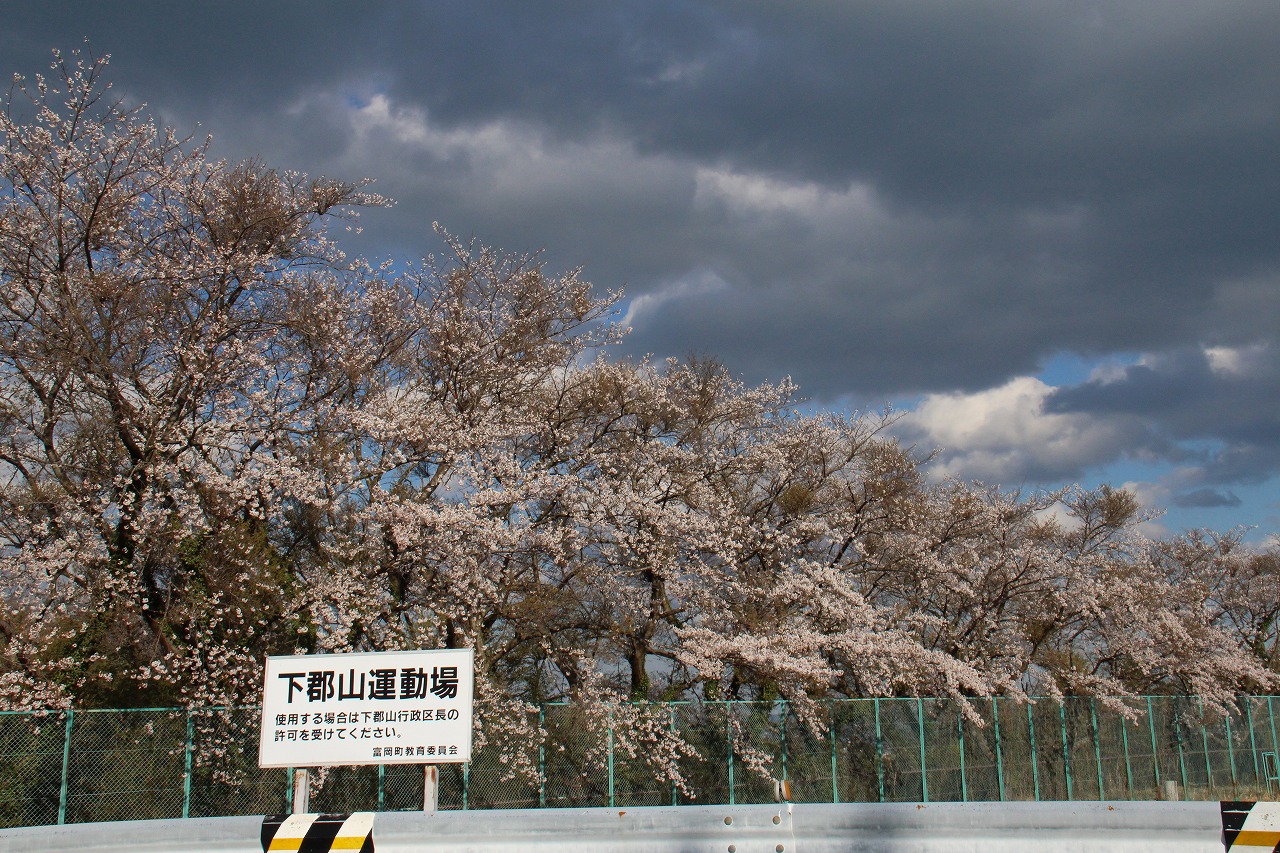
[693,166,880,222]
[1203,342,1269,377]
[897,376,1144,484]
[620,269,730,330]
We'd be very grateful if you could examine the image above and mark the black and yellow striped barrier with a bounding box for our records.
[261,812,375,853]
[1221,801,1280,851]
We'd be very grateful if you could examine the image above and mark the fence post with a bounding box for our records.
[183,711,194,819]
[727,701,737,809]
[377,763,385,812]
[670,704,678,806]
[780,701,788,788]
[1147,696,1162,792]
[608,706,616,808]
[1247,699,1261,785]
[1199,698,1213,795]
[1225,707,1238,788]
[463,762,469,811]
[1059,702,1073,800]
[1268,697,1279,771]
[57,709,74,825]
[538,705,546,809]
[829,700,839,804]
[1121,716,1134,799]
[1027,704,1041,801]
[1090,699,1104,801]
[992,698,1005,802]
[1175,706,1189,799]
[917,698,929,804]
[874,698,885,803]
[957,706,968,802]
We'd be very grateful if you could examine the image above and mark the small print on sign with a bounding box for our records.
[259,649,474,768]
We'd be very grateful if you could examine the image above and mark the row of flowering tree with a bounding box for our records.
[2,51,1277,790]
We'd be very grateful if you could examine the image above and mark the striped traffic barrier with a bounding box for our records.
[1221,801,1280,851]
[261,813,375,853]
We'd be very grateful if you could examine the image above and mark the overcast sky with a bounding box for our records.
[5,1,1279,541]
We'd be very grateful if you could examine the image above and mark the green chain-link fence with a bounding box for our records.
[4,696,1280,828]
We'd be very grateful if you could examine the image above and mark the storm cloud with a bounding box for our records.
[5,1,1279,535]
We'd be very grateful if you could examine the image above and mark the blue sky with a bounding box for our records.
[5,1,1279,543]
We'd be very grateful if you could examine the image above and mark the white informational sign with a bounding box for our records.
[258,648,474,768]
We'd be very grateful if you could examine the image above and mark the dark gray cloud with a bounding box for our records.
[4,1,1280,530]
[1045,345,1280,487]
[1173,489,1242,509]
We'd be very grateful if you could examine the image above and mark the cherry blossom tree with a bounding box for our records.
[0,49,387,708]
[1,50,1275,790]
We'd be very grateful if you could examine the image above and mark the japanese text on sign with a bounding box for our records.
[275,666,460,703]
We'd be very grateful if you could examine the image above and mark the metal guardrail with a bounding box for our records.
[0,802,1227,853]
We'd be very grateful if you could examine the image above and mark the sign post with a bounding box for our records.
[292,768,309,815]
[424,765,439,814]
[259,648,475,813]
